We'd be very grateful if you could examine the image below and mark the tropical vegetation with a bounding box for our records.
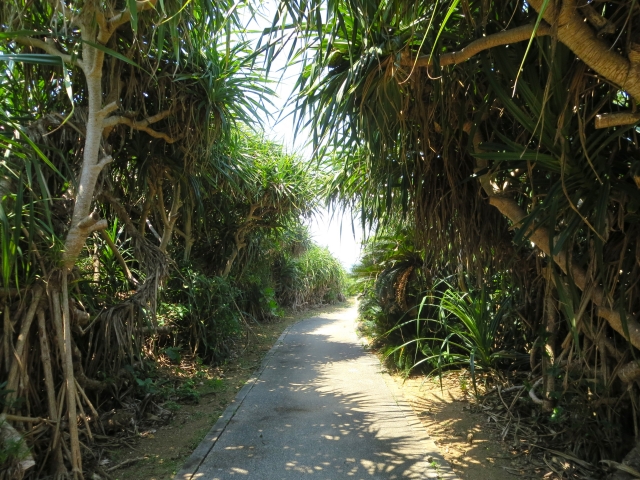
[5,0,640,476]
[269,0,640,475]
[0,1,345,477]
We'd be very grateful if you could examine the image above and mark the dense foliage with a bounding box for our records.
[266,0,640,474]
[6,0,640,475]
[0,1,345,477]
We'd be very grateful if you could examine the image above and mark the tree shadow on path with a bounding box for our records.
[181,315,453,480]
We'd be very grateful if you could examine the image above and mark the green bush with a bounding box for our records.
[161,269,242,362]
[351,227,432,371]
[277,245,346,308]
[158,226,346,365]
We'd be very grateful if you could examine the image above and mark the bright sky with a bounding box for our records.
[247,4,363,271]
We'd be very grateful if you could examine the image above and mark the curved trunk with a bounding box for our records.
[221,243,241,278]
[469,125,640,382]
[527,0,640,100]
[221,205,260,278]
[62,72,111,269]
[159,183,182,253]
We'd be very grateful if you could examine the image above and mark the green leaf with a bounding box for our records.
[430,0,460,65]
[514,0,551,93]
[0,54,63,66]
[128,0,139,34]
[80,40,148,74]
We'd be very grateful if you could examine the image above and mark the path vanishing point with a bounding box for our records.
[175,303,457,479]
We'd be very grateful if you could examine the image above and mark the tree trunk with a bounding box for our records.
[51,279,82,477]
[13,2,158,476]
[526,0,640,101]
[159,183,182,253]
[221,205,260,277]
[221,241,242,278]
[61,72,110,269]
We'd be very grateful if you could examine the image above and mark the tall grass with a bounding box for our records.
[438,287,514,370]
[368,280,522,384]
[277,245,346,309]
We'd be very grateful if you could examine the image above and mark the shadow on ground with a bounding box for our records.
[395,373,521,479]
[180,312,454,479]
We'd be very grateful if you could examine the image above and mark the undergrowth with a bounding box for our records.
[352,230,636,476]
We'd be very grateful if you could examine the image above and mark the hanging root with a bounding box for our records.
[37,308,66,475]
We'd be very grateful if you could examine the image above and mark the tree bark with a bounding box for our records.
[14,3,158,477]
[487,194,640,352]
[4,286,42,408]
[526,0,640,101]
[51,280,82,477]
[158,183,182,253]
[401,1,640,119]
[221,235,244,278]
[402,23,552,68]
[62,70,111,269]
[221,204,260,277]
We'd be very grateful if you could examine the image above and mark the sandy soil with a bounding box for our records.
[393,372,534,480]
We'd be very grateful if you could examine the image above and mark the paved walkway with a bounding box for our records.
[175,304,456,479]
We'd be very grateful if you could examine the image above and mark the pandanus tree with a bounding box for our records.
[0,0,272,476]
[213,130,322,278]
[267,0,640,468]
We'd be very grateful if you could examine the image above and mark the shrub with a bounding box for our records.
[162,269,242,362]
[277,245,346,308]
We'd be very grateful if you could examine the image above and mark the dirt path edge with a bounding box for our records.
[173,321,298,480]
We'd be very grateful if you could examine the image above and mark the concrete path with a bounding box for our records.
[175,304,456,480]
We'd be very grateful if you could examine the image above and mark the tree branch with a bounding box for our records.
[14,36,81,67]
[486,196,640,361]
[77,210,108,233]
[580,4,616,34]
[156,179,169,228]
[103,109,179,143]
[99,0,157,43]
[174,227,188,239]
[441,23,552,66]
[465,122,640,372]
[595,112,640,129]
[99,101,120,118]
[401,23,552,68]
[159,183,182,252]
[146,219,163,242]
[526,0,640,103]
